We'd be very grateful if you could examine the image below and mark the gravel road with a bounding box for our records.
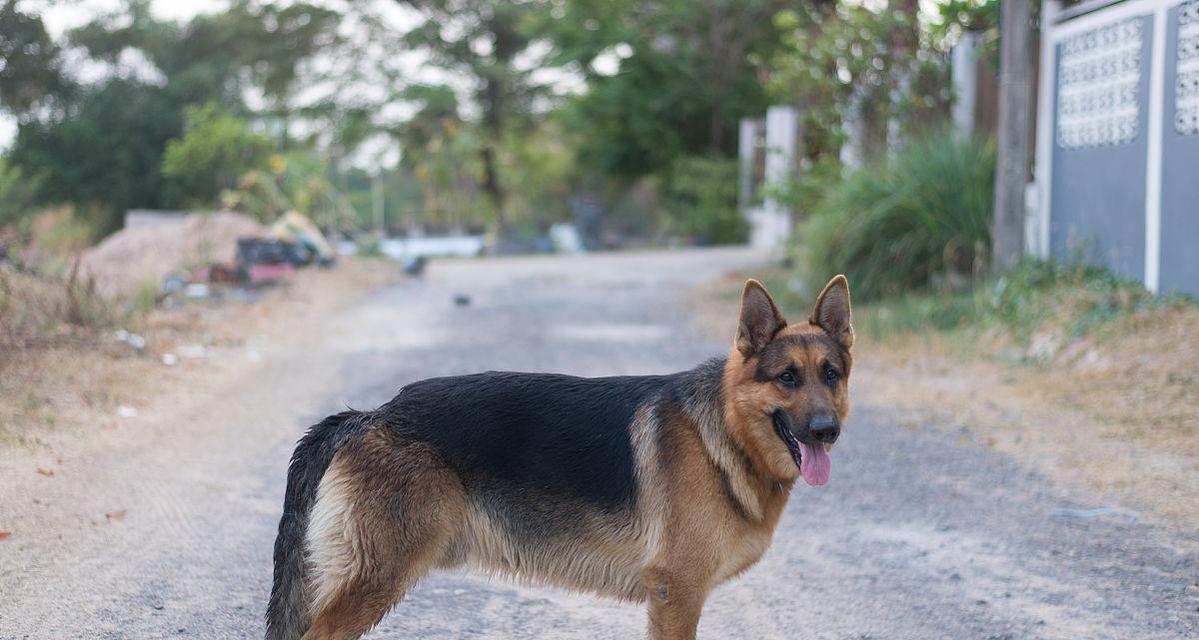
[1,248,1196,639]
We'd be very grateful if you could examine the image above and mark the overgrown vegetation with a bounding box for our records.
[793,131,995,300]
[660,156,746,245]
[852,260,1196,354]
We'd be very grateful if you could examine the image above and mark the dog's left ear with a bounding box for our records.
[810,275,853,350]
[737,279,787,357]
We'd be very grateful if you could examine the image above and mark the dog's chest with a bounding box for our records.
[714,523,775,583]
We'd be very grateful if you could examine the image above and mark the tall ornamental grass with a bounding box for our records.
[799,133,996,300]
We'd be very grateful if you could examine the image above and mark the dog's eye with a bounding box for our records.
[777,370,797,386]
[824,366,841,386]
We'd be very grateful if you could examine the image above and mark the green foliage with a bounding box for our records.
[0,0,70,117]
[661,156,747,245]
[852,259,1195,348]
[400,0,555,228]
[797,132,996,300]
[553,0,781,180]
[0,158,43,228]
[769,2,955,166]
[499,121,576,228]
[69,1,342,114]
[10,79,183,235]
[162,105,273,208]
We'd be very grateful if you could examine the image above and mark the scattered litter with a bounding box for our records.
[245,349,262,363]
[35,467,54,477]
[247,262,295,284]
[178,344,210,359]
[161,353,178,366]
[82,211,265,297]
[116,405,139,418]
[105,510,127,522]
[114,330,146,350]
[453,294,471,307]
[162,274,188,297]
[270,211,336,266]
[184,283,210,299]
[1052,507,1138,523]
[0,530,11,541]
[403,255,427,276]
[224,288,264,304]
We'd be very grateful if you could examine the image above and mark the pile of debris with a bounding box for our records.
[82,210,336,304]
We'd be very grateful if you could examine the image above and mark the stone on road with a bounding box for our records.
[0,249,1195,639]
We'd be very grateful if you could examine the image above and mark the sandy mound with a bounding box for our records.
[82,212,265,298]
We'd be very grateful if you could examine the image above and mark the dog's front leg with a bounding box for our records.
[643,568,707,640]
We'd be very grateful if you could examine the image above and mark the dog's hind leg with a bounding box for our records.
[303,429,465,640]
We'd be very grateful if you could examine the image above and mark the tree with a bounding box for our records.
[69,0,343,131]
[5,1,352,233]
[10,79,183,234]
[0,157,42,228]
[991,0,1031,272]
[0,0,70,119]
[395,84,485,229]
[162,104,273,207]
[397,0,554,229]
[551,0,785,181]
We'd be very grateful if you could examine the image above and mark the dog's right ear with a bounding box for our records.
[737,279,787,357]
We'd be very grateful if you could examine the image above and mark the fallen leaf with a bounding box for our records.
[105,510,127,522]
[0,530,11,540]
[35,467,54,477]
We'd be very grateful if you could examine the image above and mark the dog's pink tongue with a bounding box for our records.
[799,443,831,486]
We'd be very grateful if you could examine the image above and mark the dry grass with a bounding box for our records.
[0,259,401,450]
[855,306,1199,530]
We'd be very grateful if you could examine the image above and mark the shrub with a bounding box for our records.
[162,104,273,208]
[661,155,748,245]
[797,132,995,300]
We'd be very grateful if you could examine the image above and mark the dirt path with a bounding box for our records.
[1,248,1196,639]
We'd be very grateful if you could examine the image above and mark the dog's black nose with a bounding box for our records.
[809,414,840,443]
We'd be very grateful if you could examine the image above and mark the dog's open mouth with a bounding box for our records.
[772,412,831,487]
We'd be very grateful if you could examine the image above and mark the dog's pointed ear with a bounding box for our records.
[809,275,853,349]
[737,279,787,357]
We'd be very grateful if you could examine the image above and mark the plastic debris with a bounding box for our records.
[114,330,146,350]
[161,353,178,366]
[178,344,210,359]
[116,406,138,418]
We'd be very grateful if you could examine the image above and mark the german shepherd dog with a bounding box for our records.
[267,276,853,640]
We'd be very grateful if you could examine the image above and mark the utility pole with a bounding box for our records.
[372,172,385,238]
[992,0,1033,272]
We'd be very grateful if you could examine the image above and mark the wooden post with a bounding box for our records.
[992,0,1033,272]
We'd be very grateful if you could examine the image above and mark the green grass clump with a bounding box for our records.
[851,259,1195,344]
[796,131,995,301]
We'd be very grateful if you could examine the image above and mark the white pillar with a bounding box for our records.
[952,31,980,139]
[749,106,797,250]
[738,118,761,212]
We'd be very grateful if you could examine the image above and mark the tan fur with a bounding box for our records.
[296,276,853,640]
[302,430,467,640]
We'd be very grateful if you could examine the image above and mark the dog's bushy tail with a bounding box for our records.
[266,410,368,640]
